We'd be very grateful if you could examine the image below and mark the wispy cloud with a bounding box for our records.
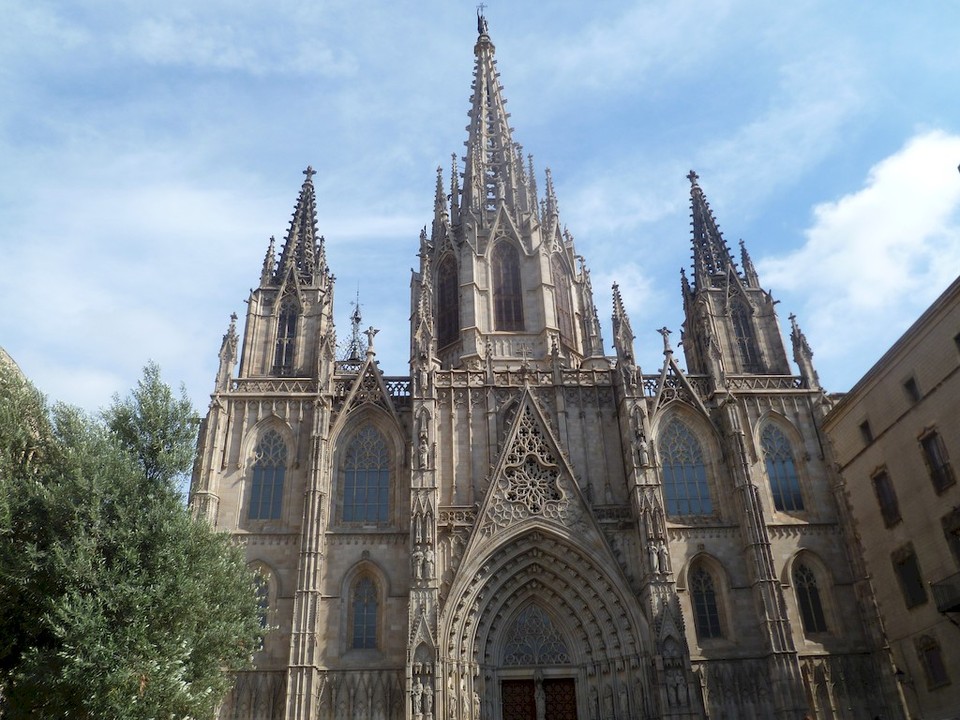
[760,130,960,379]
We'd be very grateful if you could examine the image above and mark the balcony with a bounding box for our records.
[932,570,960,613]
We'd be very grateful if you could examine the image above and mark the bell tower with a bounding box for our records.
[680,171,791,381]
[238,166,335,380]
[413,17,604,371]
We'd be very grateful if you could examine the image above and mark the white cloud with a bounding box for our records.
[760,130,960,377]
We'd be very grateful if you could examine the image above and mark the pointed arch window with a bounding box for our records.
[551,255,575,348]
[689,565,723,640]
[248,429,287,520]
[761,424,804,512]
[732,302,761,372]
[437,255,460,348]
[274,295,299,375]
[793,562,828,634]
[342,426,390,524]
[493,242,524,331]
[659,419,713,517]
[351,576,378,649]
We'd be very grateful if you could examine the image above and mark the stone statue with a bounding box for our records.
[412,677,423,715]
[418,431,430,469]
[424,548,435,579]
[412,549,424,580]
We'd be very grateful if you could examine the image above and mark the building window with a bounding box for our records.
[342,425,390,524]
[492,242,524,331]
[793,562,828,634]
[892,544,928,609]
[689,565,723,640]
[248,429,287,520]
[903,376,921,403]
[872,469,901,527]
[437,255,459,348]
[920,430,955,493]
[273,296,298,375]
[732,301,761,372]
[916,635,950,689]
[551,255,575,348]
[859,420,873,445]
[351,577,378,649]
[658,419,713,517]
[942,508,960,566]
[761,424,804,512]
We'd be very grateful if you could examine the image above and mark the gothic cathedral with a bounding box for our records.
[190,16,904,720]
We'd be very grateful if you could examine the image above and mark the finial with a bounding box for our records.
[658,326,673,354]
[303,166,316,181]
[364,326,379,355]
[477,4,489,35]
[346,287,364,361]
[687,169,699,186]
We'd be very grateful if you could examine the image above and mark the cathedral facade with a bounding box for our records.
[190,17,904,720]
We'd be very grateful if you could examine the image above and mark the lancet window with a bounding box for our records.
[273,295,299,375]
[493,241,524,331]
[551,255,575,348]
[342,425,390,524]
[248,429,287,520]
[793,562,828,634]
[437,255,460,348]
[761,424,804,512]
[351,576,378,649]
[689,565,723,640]
[658,419,713,517]
[732,301,761,372]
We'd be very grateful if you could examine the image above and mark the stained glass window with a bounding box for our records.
[248,429,287,520]
[794,562,828,633]
[493,242,523,331]
[659,419,712,517]
[343,426,390,523]
[761,425,804,512]
[352,577,378,649]
[690,566,723,639]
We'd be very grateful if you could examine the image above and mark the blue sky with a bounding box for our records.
[2,1,959,413]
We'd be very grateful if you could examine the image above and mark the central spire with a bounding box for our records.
[459,12,534,221]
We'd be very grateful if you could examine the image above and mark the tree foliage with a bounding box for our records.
[0,364,263,719]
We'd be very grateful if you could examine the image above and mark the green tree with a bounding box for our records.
[0,364,263,719]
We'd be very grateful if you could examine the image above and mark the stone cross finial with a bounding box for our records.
[303,166,316,181]
[686,170,699,185]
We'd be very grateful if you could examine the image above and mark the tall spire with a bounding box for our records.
[276,166,321,285]
[688,170,736,289]
[459,12,532,222]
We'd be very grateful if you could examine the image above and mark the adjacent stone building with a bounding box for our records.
[190,15,904,720]
[822,276,960,720]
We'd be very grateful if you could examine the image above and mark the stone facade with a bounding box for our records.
[190,16,904,720]
[822,276,960,720]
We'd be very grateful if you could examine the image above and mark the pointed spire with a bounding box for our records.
[260,236,276,286]
[459,13,531,221]
[432,166,450,244]
[527,154,540,223]
[611,283,635,365]
[276,166,320,285]
[688,170,736,289]
[215,313,239,392]
[449,153,461,226]
[789,313,820,389]
[739,239,759,287]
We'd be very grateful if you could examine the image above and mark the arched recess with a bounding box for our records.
[273,292,300,376]
[755,413,808,515]
[240,418,297,527]
[551,254,575,349]
[730,298,761,373]
[650,404,723,520]
[677,553,734,646]
[439,526,652,718]
[248,559,279,651]
[491,240,524,331]
[436,253,460,349]
[329,404,405,528]
[782,551,836,637]
[339,560,391,655]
